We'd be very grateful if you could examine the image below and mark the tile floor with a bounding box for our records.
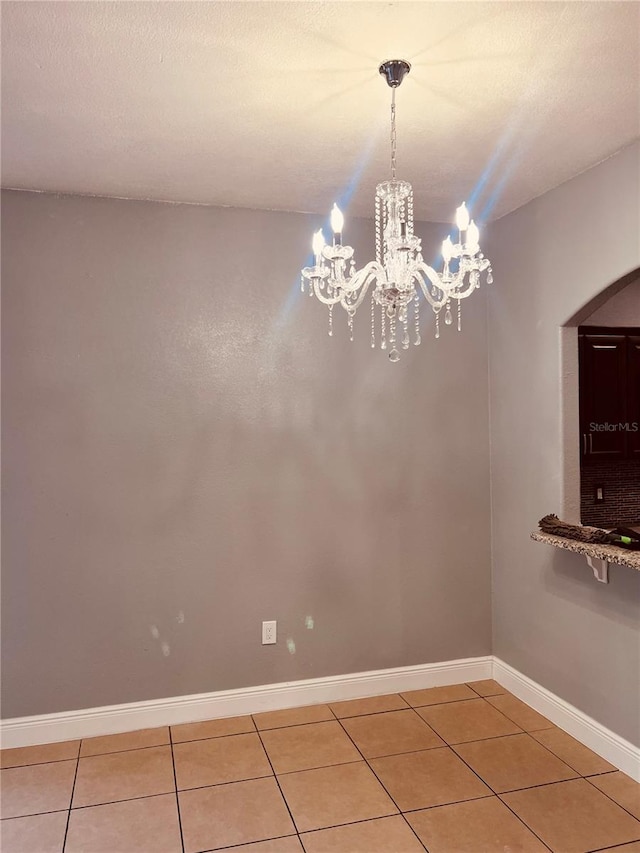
[1,679,639,852]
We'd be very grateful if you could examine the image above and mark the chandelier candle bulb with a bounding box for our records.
[466,220,480,253]
[312,229,325,265]
[455,202,470,232]
[300,59,493,361]
[331,203,344,245]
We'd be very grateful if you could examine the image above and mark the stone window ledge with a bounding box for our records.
[531,531,640,583]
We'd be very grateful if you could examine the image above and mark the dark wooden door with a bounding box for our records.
[627,335,640,457]
[579,332,627,460]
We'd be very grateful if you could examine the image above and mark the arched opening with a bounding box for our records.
[561,267,640,525]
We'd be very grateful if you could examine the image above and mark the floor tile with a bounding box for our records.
[486,694,554,731]
[227,838,304,853]
[406,796,548,852]
[65,792,182,852]
[179,776,295,852]
[72,745,174,807]
[340,709,443,759]
[260,720,360,774]
[1,740,80,768]
[0,810,68,852]
[417,697,522,744]
[400,684,477,708]
[302,814,425,852]
[503,778,640,853]
[171,715,255,743]
[589,771,640,820]
[277,761,398,833]
[454,732,578,792]
[531,728,616,776]
[253,705,333,730]
[1,760,77,818]
[80,727,169,757]
[370,745,491,811]
[173,731,271,789]
[467,679,507,697]
[329,694,408,719]
[591,843,640,852]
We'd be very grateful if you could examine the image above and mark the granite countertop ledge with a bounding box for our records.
[531,531,640,571]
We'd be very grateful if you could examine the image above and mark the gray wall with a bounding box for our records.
[487,141,640,745]
[583,277,640,326]
[1,189,492,718]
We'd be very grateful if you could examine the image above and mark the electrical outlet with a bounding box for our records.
[595,485,605,503]
[262,620,277,645]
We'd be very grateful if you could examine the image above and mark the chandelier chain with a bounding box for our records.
[390,87,397,180]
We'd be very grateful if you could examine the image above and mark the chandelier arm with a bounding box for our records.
[339,261,385,293]
[414,264,451,310]
[339,264,384,312]
[451,276,478,300]
[312,280,346,306]
[449,257,491,300]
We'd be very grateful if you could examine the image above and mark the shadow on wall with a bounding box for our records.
[544,547,639,628]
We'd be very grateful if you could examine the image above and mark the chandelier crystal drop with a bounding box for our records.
[301,59,493,362]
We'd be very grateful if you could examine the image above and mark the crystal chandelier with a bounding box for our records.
[301,60,493,362]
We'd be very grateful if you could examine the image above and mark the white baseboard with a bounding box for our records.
[4,655,637,783]
[0,655,492,749]
[493,658,640,782]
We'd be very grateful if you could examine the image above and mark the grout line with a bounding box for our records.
[587,840,640,853]
[426,729,526,747]
[253,726,300,837]
[583,774,640,825]
[1,755,82,770]
[75,740,173,760]
[494,776,583,796]
[169,727,186,853]
[584,769,619,778]
[447,741,554,852]
[0,808,70,821]
[401,698,476,712]
[172,729,256,746]
[333,712,429,852]
[528,731,616,779]
[483,699,555,733]
[254,717,340,734]
[177,772,273,792]
[292,795,505,829]
[465,682,507,699]
[61,742,80,851]
[65,789,178,812]
[198,831,302,852]
[400,792,495,816]
[298,812,434,842]
[328,704,414,719]
[275,758,364,777]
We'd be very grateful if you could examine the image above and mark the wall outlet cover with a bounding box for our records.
[262,621,277,645]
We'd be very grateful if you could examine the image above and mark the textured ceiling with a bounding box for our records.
[1,1,639,222]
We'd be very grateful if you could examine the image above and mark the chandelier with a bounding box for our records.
[301,60,493,362]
